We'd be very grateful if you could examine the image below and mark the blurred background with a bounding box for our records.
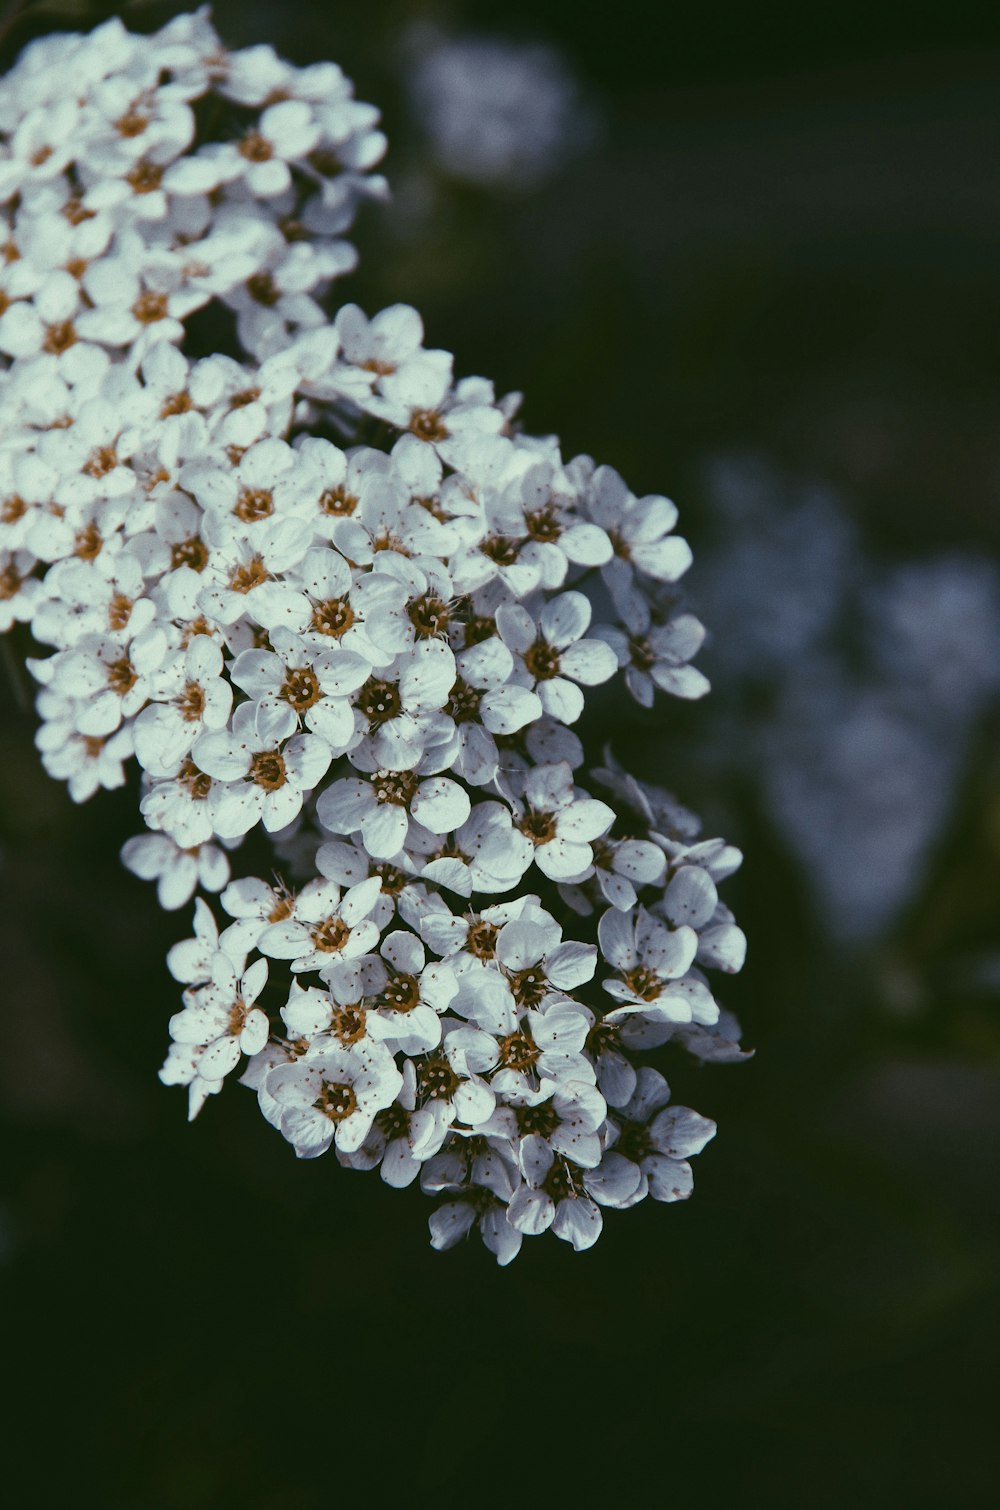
[2,0,1000,1503]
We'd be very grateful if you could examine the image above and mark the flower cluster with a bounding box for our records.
[0,12,748,1260]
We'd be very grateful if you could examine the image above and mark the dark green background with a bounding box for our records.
[2,2,999,1504]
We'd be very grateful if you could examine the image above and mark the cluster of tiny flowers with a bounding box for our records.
[0,13,748,1260]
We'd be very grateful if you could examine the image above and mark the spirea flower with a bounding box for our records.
[0,12,749,1260]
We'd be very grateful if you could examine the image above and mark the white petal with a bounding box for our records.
[411,777,470,834]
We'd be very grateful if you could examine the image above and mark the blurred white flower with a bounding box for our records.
[402,24,598,190]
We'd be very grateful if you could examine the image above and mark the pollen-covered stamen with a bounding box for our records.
[107,593,133,632]
[246,272,279,306]
[415,493,447,521]
[239,129,273,162]
[234,487,274,522]
[267,889,296,923]
[360,355,396,376]
[371,769,419,807]
[409,408,449,442]
[178,758,213,799]
[374,863,409,896]
[1,494,26,523]
[315,1082,357,1122]
[180,616,214,645]
[608,528,631,560]
[525,505,563,542]
[358,678,401,727]
[436,833,469,863]
[106,656,137,696]
[43,320,78,354]
[308,147,341,177]
[61,196,94,226]
[0,561,24,599]
[171,536,209,571]
[375,1102,410,1140]
[72,523,102,560]
[132,291,168,325]
[621,966,662,1001]
[508,967,548,1008]
[614,1121,653,1163]
[445,677,481,724]
[499,1029,540,1072]
[250,750,286,790]
[228,556,270,594]
[115,106,150,137]
[280,666,321,711]
[330,1003,368,1046]
[466,920,498,959]
[82,735,106,759]
[309,916,351,953]
[523,640,561,680]
[515,1101,560,1138]
[227,997,251,1035]
[161,391,193,418]
[127,160,163,194]
[317,483,357,516]
[585,1018,620,1058]
[174,680,206,721]
[371,528,407,556]
[591,837,616,872]
[542,1157,584,1201]
[518,807,558,846]
[82,444,118,479]
[379,973,421,1013]
[418,1055,460,1101]
[310,597,354,638]
[462,613,498,647]
[229,388,261,410]
[480,535,519,566]
[407,594,450,638]
[628,636,656,672]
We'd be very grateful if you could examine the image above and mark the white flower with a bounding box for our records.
[192,700,332,838]
[256,875,381,973]
[265,1040,402,1157]
[229,625,366,753]
[598,905,706,1022]
[121,831,230,910]
[421,1130,523,1261]
[510,761,614,881]
[340,1061,450,1187]
[0,11,749,1260]
[497,1077,607,1170]
[165,949,270,1110]
[413,1019,498,1129]
[497,590,617,724]
[133,636,233,776]
[329,929,455,1054]
[408,800,533,895]
[37,624,168,737]
[594,601,709,706]
[317,757,471,860]
[584,464,693,601]
[609,1067,716,1203]
[506,1142,642,1251]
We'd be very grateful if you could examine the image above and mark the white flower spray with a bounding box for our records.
[0,9,749,1260]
